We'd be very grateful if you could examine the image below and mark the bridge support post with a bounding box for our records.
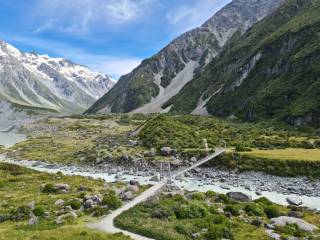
[168,162,172,183]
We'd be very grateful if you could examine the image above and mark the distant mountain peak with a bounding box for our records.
[0,40,115,113]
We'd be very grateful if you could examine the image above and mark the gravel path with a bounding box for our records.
[89,180,168,240]
[88,150,226,240]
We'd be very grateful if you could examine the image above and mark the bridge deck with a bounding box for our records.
[172,148,226,178]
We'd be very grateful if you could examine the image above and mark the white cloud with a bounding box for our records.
[33,0,154,35]
[166,0,231,33]
[89,57,141,79]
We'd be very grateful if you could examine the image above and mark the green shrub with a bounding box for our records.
[33,206,45,217]
[206,225,234,240]
[223,205,240,216]
[174,203,208,219]
[42,183,57,194]
[216,194,232,204]
[93,206,108,217]
[10,206,30,221]
[254,197,272,206]
[277,223,307,237]
[264,205,281,219]
[205,191,217,198]
[67,199,82,210]
[211,215,229,225]
[151,206,174,219]
[244,203,264,216]
[102,191,122,210]
[235,144,251,152]
[192,192,205,201]
[174,223,193,236]
[208,205,219,215]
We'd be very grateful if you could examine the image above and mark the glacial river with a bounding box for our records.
[1,156,320,210]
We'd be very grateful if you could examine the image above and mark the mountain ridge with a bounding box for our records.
[0,40,115,114]
[85,0,284,114]
[168,0,320,127]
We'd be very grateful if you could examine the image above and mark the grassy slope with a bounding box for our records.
[0,162,130,240]
[115,193,320,240]
[139,115,320,177]
[8,116,146,165]
[169,0,320,127]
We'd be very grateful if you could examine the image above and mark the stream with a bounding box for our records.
[1,155,320,210]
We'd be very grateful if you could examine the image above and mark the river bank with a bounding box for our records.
[1,154,320,210]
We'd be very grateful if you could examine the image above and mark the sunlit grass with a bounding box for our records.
[243,148,320,161]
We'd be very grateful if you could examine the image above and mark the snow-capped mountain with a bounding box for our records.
[0,40,115,113]
[86,0,284,115]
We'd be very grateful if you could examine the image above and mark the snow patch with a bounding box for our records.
[6,43,22,58]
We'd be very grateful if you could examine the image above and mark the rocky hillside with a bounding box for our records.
[86,0,284,114]
[168,0,320,127]
[0,40,114,114]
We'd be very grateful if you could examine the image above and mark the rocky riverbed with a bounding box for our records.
[1,154,320,210]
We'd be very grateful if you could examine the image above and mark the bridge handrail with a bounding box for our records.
[172,148,226,179]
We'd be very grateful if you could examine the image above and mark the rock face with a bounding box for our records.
[168,0,320,128]
[0,40,114,114]
[86,0,284,114]
[271,217,318,232]
[227,192,252,202]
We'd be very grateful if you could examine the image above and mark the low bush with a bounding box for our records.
[33,206,45,217]
[174,203,208,219]
[244,203,265,216]
[206,225,234,240]
[67,199,82,210]
[264,205,281,219]
[42,183,57,194]
[223,205,240,216]
[102,191,122,210]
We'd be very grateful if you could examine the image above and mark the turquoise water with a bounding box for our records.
[0,132,26,148]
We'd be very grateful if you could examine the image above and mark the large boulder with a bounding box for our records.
[227,192,252,202]
[27,201,35,210]
[150,175,160,182]
[55,184,70,193]
[55,199,65,206]
[55,212,77,224]
[28,215,38,226]
[220,184,230,190]
[161,147,172,156]
[84,199,95,209]
[127,185,140,193]
[148,148,157,157]
[271,216,318,232]
[286,197,303,206]
[121,191,134,201]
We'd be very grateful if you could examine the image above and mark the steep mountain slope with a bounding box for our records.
[168,0,320,127]
[0,40,114,114]
[86,0,284,114]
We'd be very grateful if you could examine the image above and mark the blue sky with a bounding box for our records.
[0,0,230,79]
